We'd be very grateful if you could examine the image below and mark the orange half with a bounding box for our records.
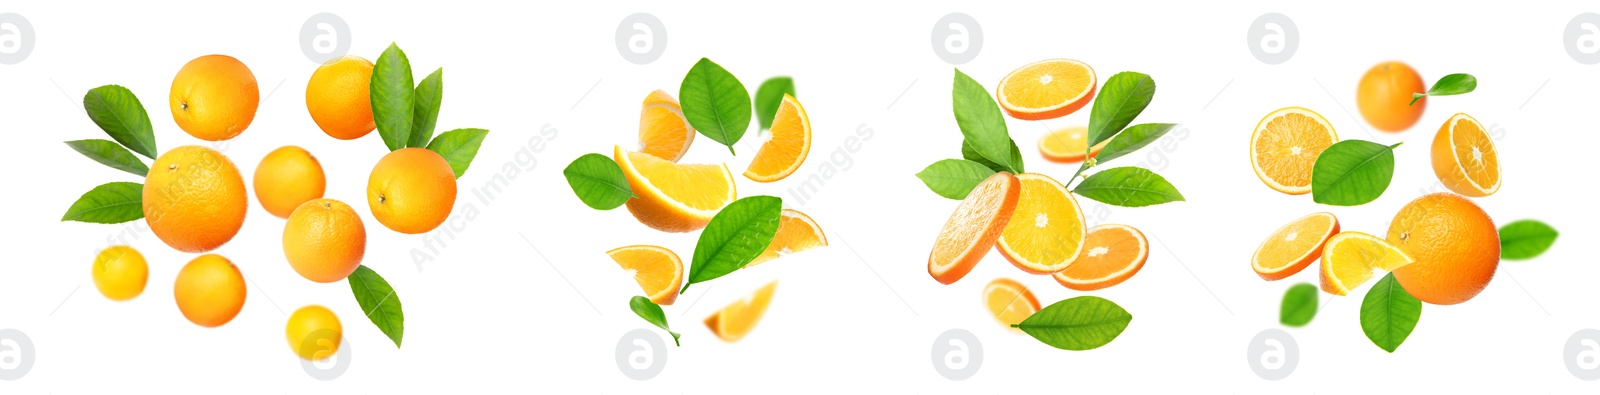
[1431,113,1500,197]
[1252,212,1339,281]
[997,59,1097,120]
[1250,107,1338,195]
[997,173,1086,274]
[614,145,736,233]
[928,172,1022,285]
[606,245,684,305]
[1319,232,1414,295]
[1053,224,1148,291]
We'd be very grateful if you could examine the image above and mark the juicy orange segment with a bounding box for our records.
[928,172,1022,285]
[606,245,684,305]
[997,174,1086,274]
[983,278,1040,331]
[1053,224,1148,291]
[705,281,778,343]
[744,94,811,182]
[638,90,695,162]
[1251,107,1338,195]
[997,59,1097,120]
[1037,126,1109,163]
[1319,232,1415,295]
[1252,212,1340,281]
[613,145,736,233]
[1431,113,1500,197]
[747,209,827,268]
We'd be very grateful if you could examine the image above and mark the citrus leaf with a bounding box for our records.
[1096,123,1176,165]
[915,159,996,200]
[1280,283,1317,327]
[82,85,156,159]
[952,68,1020,174]
[65,139,148,176]
[61,182,143,224]
[1360,273,1420,353]
[408,67,444,148]
[683,196,783,293]
[371,43,415,151]
[679,58,751,154]
[563,153,634,210]
[1499,219,1558,260]
[1011,296,1132,351]
[349,265,405,348]
[425,128,488,178]
[1311,140,1400,206]
[961,138,1023,174]
[629,296,681,346]
[1086,72,1156,147]
[1073,167,1184,207]
[1411,73,1477,106]
[754,76,794,131]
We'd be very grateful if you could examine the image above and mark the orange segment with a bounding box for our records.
[613,145,736,233]
[1431,113,1500,197]
[997,174,1086,274]
[1252,212,1339,281]
[997,59,1097,120]
[747,209,827,268]
[1319,232,1414,296]
[705,281,778,343]
[1250,107,1338,195]
[928,172,1022,285]
[983,278,1040,331]
[1037,126,1110,163]
[1053,224,1148,291]
[744,94,811,182]
[606,245,684,305]
[638,90,695,162]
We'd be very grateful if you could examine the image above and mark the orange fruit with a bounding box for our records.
[1038,126,1109,163]
[254,146,326,219]
[997,174,1086,274]
[704,281,778,343]
[173,254,246,328]
[983,278,1040,331]
[306,56,376,140]
[368,148,458,234]
[996,59,1097,120]
[1319,232,1414,296]
[286,305,342,361]
[613,145,737,233]
[1053,224,1149,291]
[169,55,259,141]
[91,245,148,301]
[1252,212,1340,281]
[1250,107,1338,195]
[143,145,248,253]
[747,209,827,268]
[927,172,1021,285]
[1387,193,1500,305]
[1431,113,1500,197]
[606,245,684,305]
[638,90,695,162]
[283,199,366,283]
[1356,61,1427,132]
[744,94,812,182]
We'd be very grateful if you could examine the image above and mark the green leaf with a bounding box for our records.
[349,265,405,348]
[563,154,634,210]
[961,138,1023,174]
[408,68,444,148]
[1311,140,1400,206]
[1011,296,1132,351]
[82,85,156,159]
[1360,273,1421,353]
[425,128,488,178]
[683,196,783,293]
[754,76,795,131]
[1499,219,1559,260]
[679,58,751,154]
[1411,73,1477,106]
[65,139,149,176]
[629,296,681,346]
[1073,167,1184,207]
[61,182,143,224]
[1096,123,1176,165]
[1279,283,1318,327]
[1086,72,1156,147]
[952,69,1021,174]
[915,159,996,200]
[371,43,416,151]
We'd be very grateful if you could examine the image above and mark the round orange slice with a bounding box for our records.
[997,173,1086,274]
[997,59,1097,120]
[606,245,683,305]
[1431,113,1500,197]
[928,172,1022,285]
[613,145,737,233]
[1252,212,1339,281]
[744,94,811,182]
[1053,224,1148,291]
[983,278,1040,331]
[705,281,777,343]
[747,209,827,268]
[1250,107,1338,195]
[1319,232,1415,296]
[638,90,695,162]
[1037,126,1109,163]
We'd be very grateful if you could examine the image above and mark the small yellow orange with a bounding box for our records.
[286,305,343,361]
[91,246,148,301]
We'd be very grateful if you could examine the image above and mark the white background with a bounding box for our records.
[1,0,1598,393]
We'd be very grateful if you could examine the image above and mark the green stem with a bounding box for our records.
[1409,92,1425,106]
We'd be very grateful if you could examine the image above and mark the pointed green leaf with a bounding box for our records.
[82,85,156,159]
[1096,123,1176,165]
[409,68,444,148]
[61,182,143,224]
[1411,73,1477,105]
[961,138,1023,174]
[1311,140,1400,206]
[1360,273,1421,353]
[1086,72,1156,146]
[915,159,996,200]
[425,128,488,178]
[629,296,681,346]
[1499,219,1558,260]
[563,153,634,210]
[65,139,149,176]
[679,58,751,154]
[371,43,416,151]
[1073,167,1185,207]
[1011,296,1132,351]
[349,265,405,348]
[683,196,783,292]
[754,76,795,131]
[952,68,1020,174]
[1280,283,1318,327]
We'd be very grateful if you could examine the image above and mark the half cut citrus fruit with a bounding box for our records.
[744,94,811,182]
[1053,224,1148,291]
[705,281,777,343]
[1252,212,1339,281]
[1431,113,1500,197]
[606,245,684,305]
[983,278,1040,331]
[747,209,827,268]
[997,173,1086,274]
[997,59,1097,120]
[1319,232,1414,295]
[928,172,1022,285]
[1251,107,1338,195]
[638,90,695,162]
[614,145,736,233]
[1038,126,1109,163]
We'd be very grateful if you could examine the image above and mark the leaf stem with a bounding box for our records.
[1409,92,1425,106]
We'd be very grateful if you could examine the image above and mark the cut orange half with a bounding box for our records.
[1252,212,1339,281]
[928,172,1022,285]
[1431,113,1500,197]
[705,281,777,343]
[744,94,811,182]
[606,245,683,305]
[997,59,1097,121]
[638,90,695,162]
[983,278,1040,331]
[1251,107,1338,195]
[1038,126,1109,163]
[613,145,736,233]
[997,173,1086,274]
[747,209,827,268]
[1319,232,1415,295]
[1053,224,1148,291]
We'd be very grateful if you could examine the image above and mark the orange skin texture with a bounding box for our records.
[170,55,259,141]
[284,199,366,283]
[306,56,376,140]
[1356,61,1427,133]
[1388,193,1500,305]
[254,146,327,219]
[367,148,457,234]
[174,254,247,328]
[143,146,248,253]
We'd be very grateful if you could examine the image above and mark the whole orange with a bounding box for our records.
[174,254,247,328]
[306,56,376,140]
[255,146,326,219]
[1387,193,1500,305]
[368,148,457,234]
[170,55,259,141]
[283,199,366,283]
[144,146,248,253]
[1356,61,1426,132]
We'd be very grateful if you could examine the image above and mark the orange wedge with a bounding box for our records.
[1319,232,1414,295]
[1431,113,1500,197]
[745,94,811,182]
[705,281,778,343]
[983,278,1040,331]
[606,245,683,305]
[747,209,827,268]
[1053,224,1148,291]
[1038,126,1109,163]
[1252,213,1339,281]
[614,145,736,233]
[928,172,1022,285]
[1250,107,1338,195]
[638,90,695,162]
[997,174,1087,274]
[996,59,1097,120]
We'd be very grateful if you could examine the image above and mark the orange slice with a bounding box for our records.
[1431,113,1500,197]
[1252,212,1340,281]
[744,94,811,182]
[997,173,1086,274]
[747,209,827,268]
[996,59,1097,120]
[638,90,695,162]
[1038,126,1109,163]
[1319,232,1415,295]
[983,278,1040,331]
[606,245,684,305]
[705,281,778,343]
[613,145,736,233]
[1250,107,1338,195]
[928,172,1022,285]
[1053,224,1148,291]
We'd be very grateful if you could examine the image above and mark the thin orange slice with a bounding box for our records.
[1252,212,1339,281]
[606,245,684,305]
[1319,232,1415,295]
[1431,113,1500,197]
[747,209,827,268]
[997,173,1086,274]
[1250,107,1338,195]
[1038,126,1109,163]
[983,278,1040,331]
[928,172,1022,285]
[1053,224,1148,291]
[744,94,811,182]
[614,145,736,233]
[705,281,778,343]
[638,90,695,162]
[997,59,1097,120]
